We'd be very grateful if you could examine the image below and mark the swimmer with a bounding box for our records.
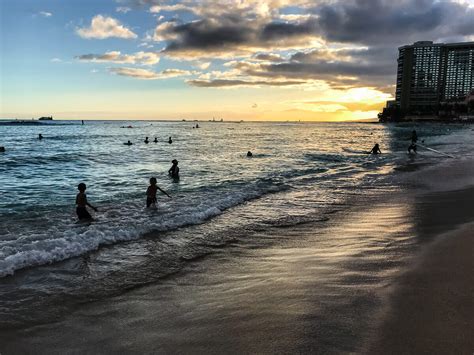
[153,137,158,143]
[369,143,382,155]
[76,183,98,221]
[146,177,171,208]
[168,159,179,179]
[168,136,173,144]
[124,140,133,146]
[144,137,149,144]
[38,134,43,140]
[0,146,5,152]
[247,151,253,157]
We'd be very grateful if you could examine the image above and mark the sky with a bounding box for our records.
[1,0,474,121]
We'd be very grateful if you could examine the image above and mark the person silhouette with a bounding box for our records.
[124,140,133,146]
[247,151,253,157]
[146,177,171,208]
[168,159,179,179]
[369,143,382,154]
[76,183,98,221]
[408,143,417,154]
[168,137,173,144]
[153,137,158,143]
[144,137,149,144]
[38,134,43,140]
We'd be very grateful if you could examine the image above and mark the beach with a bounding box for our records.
[0,122,473,354]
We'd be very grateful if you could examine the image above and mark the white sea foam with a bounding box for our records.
[0,184,287,277]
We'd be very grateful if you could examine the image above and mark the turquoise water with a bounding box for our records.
[0,121,464,277]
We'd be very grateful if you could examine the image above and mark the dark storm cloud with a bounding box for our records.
[164,19,253,51]
[312,0,474,46]
[260,19,317,40]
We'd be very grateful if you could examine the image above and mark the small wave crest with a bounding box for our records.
[0,182,289,277]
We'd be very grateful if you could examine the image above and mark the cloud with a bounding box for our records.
[253,53,285,62]
[108,67,195,79]
[311,0,474,46]
[149,4,195,14]
[187,79,307,88]
[75,51,160,65]
[50,58,62,62]
[79,0,474,94]
[116,7,132,13]
[76,15,137,39]
[39,11,52,17]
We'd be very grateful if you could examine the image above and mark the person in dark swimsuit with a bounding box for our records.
[146,177,171,208]
[153,137,158,143]
[370,143,382,154]
[144,137,149,144]
[168,137,173,144]
[168,159,179,179]
[76,183,98,220]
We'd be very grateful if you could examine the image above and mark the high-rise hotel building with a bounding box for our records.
[395,41,474,113]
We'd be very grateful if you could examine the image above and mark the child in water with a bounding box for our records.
[146,177,171,208]
[76,183,98,220]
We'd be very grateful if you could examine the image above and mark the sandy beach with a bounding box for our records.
[368,221,474,354]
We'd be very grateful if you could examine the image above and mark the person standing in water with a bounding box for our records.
[146,177,171,208]
[38,134,43,140]
[168,137,173,144]
[153,137,158,143]
[144,137,149,144]
[408,130,418,154]
[169,159,179,179]
[370,143,382,155]
[76,183,98,221]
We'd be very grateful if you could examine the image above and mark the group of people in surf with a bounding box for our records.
[76,159,179,221]
[369,130,419,155]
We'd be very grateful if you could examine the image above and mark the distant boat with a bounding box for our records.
[38,116,53,121]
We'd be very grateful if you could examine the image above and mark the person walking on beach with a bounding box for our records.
[146,177,171,208]
[76,183,98,221]
[370,143,382,154]
[169,159,179,179]
[168,137,173,144]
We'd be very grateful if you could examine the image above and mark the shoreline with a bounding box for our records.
[3,166,473,353]
[1,126,473,353]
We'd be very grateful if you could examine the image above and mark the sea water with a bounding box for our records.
[0,120,470,334]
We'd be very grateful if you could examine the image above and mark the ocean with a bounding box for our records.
[0,120,471,352]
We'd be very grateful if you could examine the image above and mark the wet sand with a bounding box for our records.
[368,221,474,354]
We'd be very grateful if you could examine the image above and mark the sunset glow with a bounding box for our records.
[2,0,474,121]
